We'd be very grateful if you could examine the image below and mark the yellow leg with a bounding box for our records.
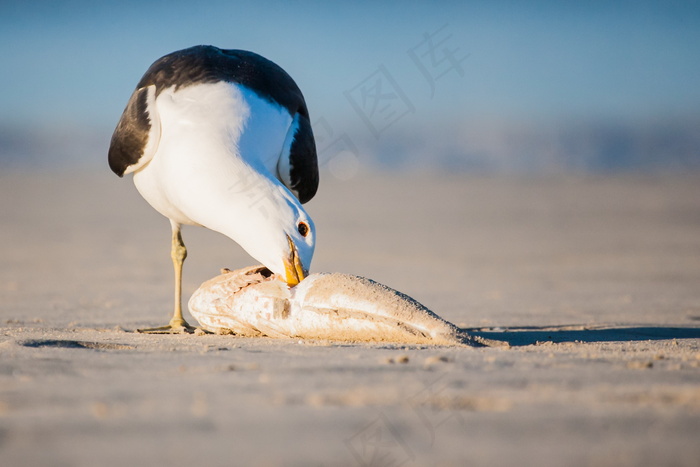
[137,222,196,334]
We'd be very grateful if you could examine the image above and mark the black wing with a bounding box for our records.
[108,85,160,177]
[278,111,319,204]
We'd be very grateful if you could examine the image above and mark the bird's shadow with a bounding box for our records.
[465,325,700,347]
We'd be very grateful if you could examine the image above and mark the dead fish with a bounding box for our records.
[188,265,489,346]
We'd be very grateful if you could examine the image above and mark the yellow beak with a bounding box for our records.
[283,235,307,286]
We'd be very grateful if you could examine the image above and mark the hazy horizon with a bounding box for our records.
[2,1,699,173]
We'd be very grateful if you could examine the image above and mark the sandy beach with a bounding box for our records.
[1,171,699,466]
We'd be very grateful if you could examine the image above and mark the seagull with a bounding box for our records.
[108,45,318,333]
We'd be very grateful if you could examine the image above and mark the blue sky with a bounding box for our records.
[1,1,699,171]
[2,1,699,125]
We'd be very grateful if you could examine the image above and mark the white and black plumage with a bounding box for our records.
[108,45,319,332]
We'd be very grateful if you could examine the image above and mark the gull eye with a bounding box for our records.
[297,221,309,237]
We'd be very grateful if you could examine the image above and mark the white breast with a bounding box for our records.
[132,81,294,227]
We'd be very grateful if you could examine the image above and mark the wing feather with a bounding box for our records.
[108,85,160,177]
[277,112,319,204]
